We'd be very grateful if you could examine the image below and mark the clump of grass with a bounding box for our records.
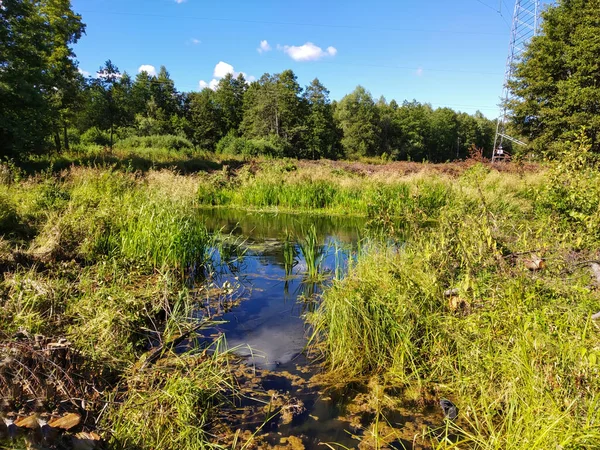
[106,341,235,450]
[297,224,324,280]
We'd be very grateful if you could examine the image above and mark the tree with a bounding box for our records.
[376,97,402,158]
[303,78,339,159]
[214,73,246,136]
[40,0,86,151]
[0,0,85,156]
[91,60,128,148]
[188,89,222,150]
[130,70,154,119]
[151,66,181,133]
[395,100,432,161]
[428,108,458,162]
[508,0,600,155]
[334,86,381,158]
[240,70,307,155]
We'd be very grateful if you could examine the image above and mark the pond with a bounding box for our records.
[194,208,440,449]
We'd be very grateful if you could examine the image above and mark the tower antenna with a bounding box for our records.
[492,0,542,162]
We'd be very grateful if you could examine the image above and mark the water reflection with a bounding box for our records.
[195,209,427,450]
[199,210,363,371]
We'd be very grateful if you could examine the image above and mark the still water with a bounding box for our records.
[194,209,438,449]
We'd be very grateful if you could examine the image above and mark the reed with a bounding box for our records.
[297,224,324,280]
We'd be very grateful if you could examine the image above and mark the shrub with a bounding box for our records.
[81,127,111,147]
[115,135,194,151]
[215,133,287,158]
[537,129,600,238]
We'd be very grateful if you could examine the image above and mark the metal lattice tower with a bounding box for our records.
[493,0,542,162]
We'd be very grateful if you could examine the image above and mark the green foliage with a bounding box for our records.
[310,171,600,447]
[508,0,600,155]
[115,134,194,151]
[107,346,234,450]
[240,70,307,157]
[0,194,21,236]
[297,224,324,280]
[537,129,600,237]
[81,127,111,146]
[215,133,286,157]
[335,86,381,158]
[0,0,85,156]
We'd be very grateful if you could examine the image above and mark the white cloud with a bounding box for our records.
[174,0,186,3]
[199,61,255,91]
[96,70,122,80]
[213,61,235,78]
[138,64,157,76]
[199,79,220,90]
[78,68,91,77]
[191,38,201,45]
[257,40,271,54]
[416,67,424,76]
[280,42,337,62]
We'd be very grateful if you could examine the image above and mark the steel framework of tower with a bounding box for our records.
[492,0,542,162]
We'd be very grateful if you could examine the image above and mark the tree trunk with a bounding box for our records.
[63,123,69,151]
[54,131,61,152]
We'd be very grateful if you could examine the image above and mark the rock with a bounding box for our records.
[524,254,545,271]
[440,398,458,421]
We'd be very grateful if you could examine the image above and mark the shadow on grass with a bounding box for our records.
[14,150,246,176]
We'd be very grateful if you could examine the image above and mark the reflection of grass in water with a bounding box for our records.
[283,230,298,278]
[297,224,325,281]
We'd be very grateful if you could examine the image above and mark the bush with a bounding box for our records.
[215,133,287,158]
[66,128,81,146]
[81,127,111,147]
[115,135,193,151]
[537,129,600,238]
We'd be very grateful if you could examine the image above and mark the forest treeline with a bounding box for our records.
[71,65,497,161]
[0,0,495,161]
[2,0,599,160]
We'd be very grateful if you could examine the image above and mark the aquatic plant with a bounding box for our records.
[297,224,325,280]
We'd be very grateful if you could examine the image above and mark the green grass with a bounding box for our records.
[0,165,236,447]
[3,151,596,449]
[106,339,235,450]
[309,157,600,448]
[196,160,470,223]
[297,224,324,280]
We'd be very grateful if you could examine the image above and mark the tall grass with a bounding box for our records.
[107,339,235,450]
[1,166,238,447]
[309,163,600,448]
[297,224,324,280]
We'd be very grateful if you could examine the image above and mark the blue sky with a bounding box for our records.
[71,0,552,117]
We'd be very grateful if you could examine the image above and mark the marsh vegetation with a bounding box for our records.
[1,138,600,449]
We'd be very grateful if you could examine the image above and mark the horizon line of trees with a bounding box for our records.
[71,62,498,161]
[3,1,599,161]
[0,0,497,162]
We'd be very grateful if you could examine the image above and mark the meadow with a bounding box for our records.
[1,142,600,449]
